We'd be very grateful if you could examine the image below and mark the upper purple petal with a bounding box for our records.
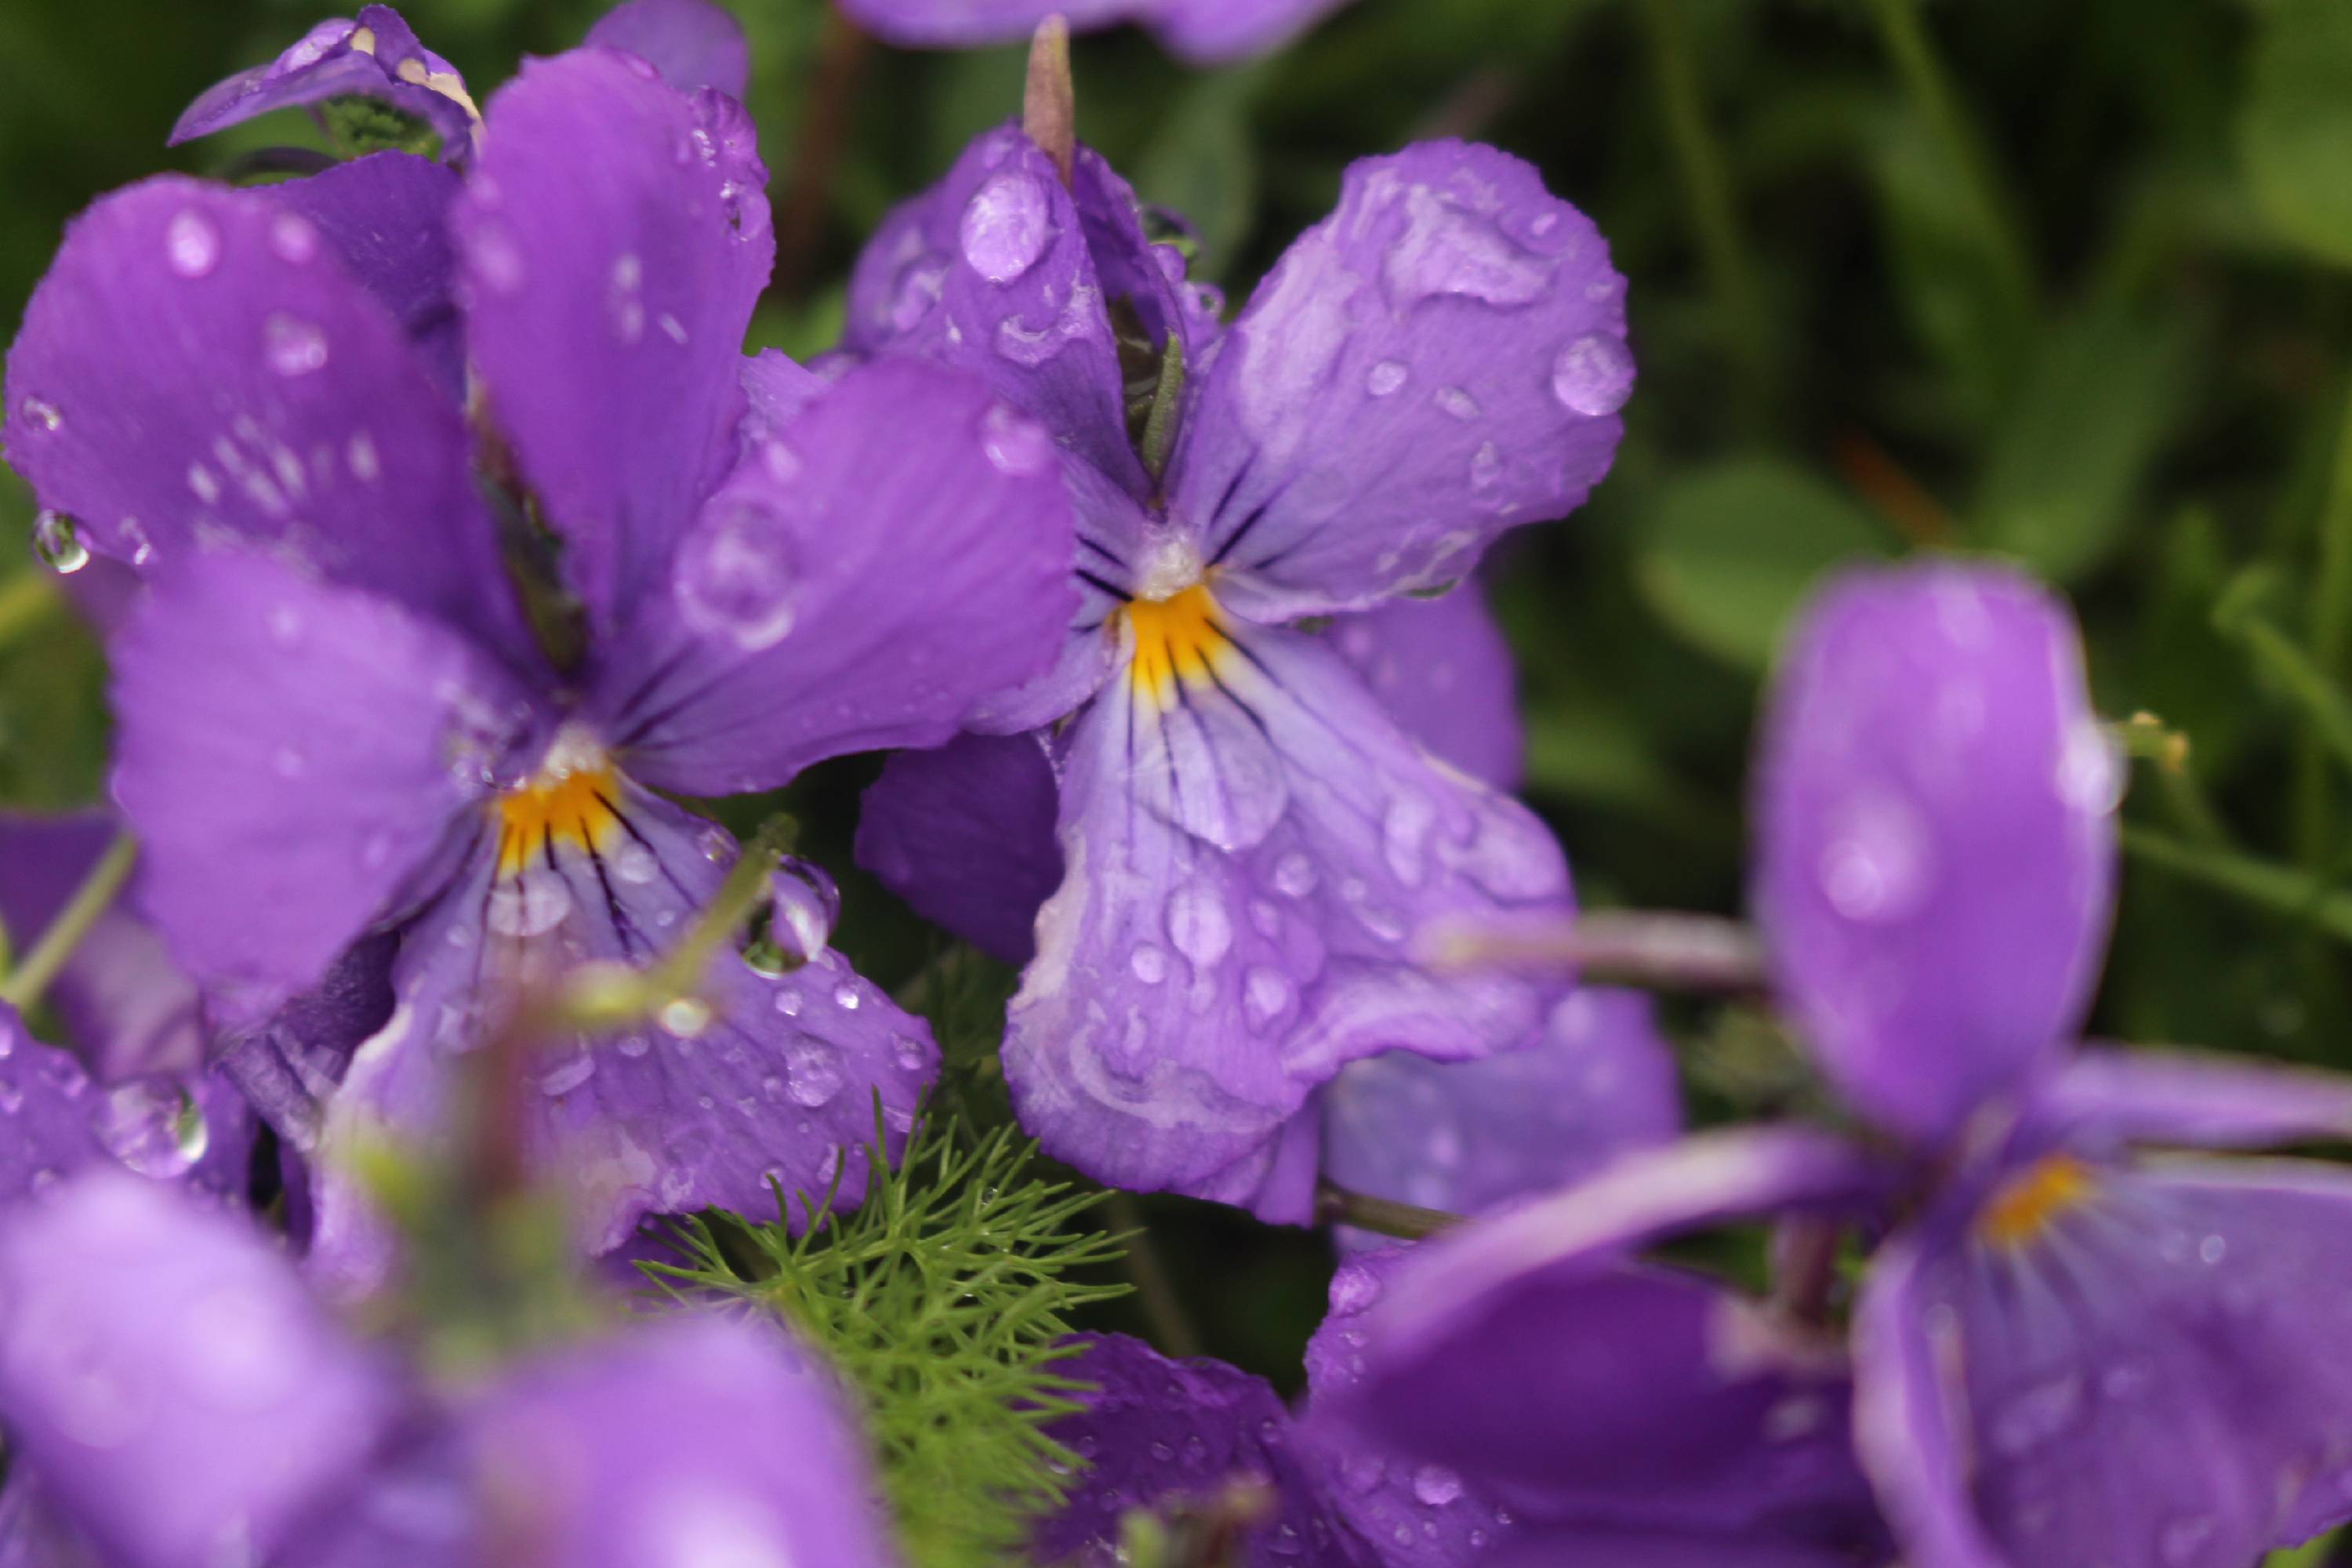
[592,358,1078,794]
[856,730,1063,966]
[1752,562,2118,1149]
[270,151,465,399]
[2027,1045,2352,1154]
[585,0,752,100]
[836,0,1352,64]
[1147,0,1357,61]
[0,1171,397,1568]
[1319,986,1681,1232]
[1169,140,1628,620]
[169,7,479,159]
[1035,1332,1374,1566]
[455,46,772,638]
[3,176,528,653]
[111,551,544,1001]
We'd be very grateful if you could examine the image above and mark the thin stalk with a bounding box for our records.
[1635,0,1768,405]
[1104,1194,1202,1359]
[1314,1181,1461,1241]
[2122,826,2352,947]
[2227,613,2352,784]
[1422,909,1766,993]
[0,833,136,1013]
[2296,383,2352,861]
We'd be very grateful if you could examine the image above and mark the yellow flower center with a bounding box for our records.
[1975,1154,2097,1249]
[1123,583,1229,704]
[492,734,623,876]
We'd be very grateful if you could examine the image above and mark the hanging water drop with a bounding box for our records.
[31,510,88,574]
[1551,332,1635,417]
[764,856,840,969]
[166,209,221,278]
[263,314,328,376]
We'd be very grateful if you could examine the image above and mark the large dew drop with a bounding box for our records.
[166,209,221,278]
[1551,333,1635,417]
[959,171,1054,285]
[676,495,800,650]
[31,510,88,574]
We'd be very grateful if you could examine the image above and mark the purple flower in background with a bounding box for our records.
[3,9,1077,1294]
[848,131,1630,1221]
[835,0,1356,67]
[0,1171,895,1568]
[1325,560,2352,1568]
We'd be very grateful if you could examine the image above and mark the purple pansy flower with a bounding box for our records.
[835,0,1356,66]
[846,127,1628,1221]
[5,10,1077,1292]
[1323,560,2352,1568]
[0,1170,897,1568]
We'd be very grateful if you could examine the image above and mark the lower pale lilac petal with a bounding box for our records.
[855,731,1062,966]
[1179,1102,1323,1224]
[311,787,935,1294]
[169,8,477,156]
[599,360,1077,792]
[111,553,541,1000]
[458,1316,896,1568]
[1315,1244,1875,1543]
[1034,1333,1374,1566]
[1754,564,2116,1149]
[1903,1157,2352,1567]
[270,152,464,398]
[1169,142,1627,616]
[1321,987,1681,1230]
[1326,586,1523,791]
[0,1172,397,1568]
[2027,1046,2352,1153]
[585,0,751,98]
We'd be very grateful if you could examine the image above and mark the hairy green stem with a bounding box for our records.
[0,833,136,1014]
[1314,1181,1461,1241]
[2123,826,2352,946]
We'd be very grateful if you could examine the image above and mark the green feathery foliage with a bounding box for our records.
[659,1111,1129,1568]
[318,96,442,160]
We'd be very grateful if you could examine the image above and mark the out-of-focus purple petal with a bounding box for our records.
[856,731,1062,966]
[1035,1333,1374,1566]
[213,936,398,1156]
[837,0,1351,64]
[111,552,545,1000]
[593,360,1077,794]
[844,125,1145,498]
[456,48,771,637]
[1005,623,1563,1211]
[458,1315,897,1568]
[1321,987,1680,1230]
[0,1472,105,1568]
[1862,1156,2352,1568]
[1169,141,1628,619]
[308,786,934,1296]
[0,1171,397,1568]
[270,151,464,398]
[1753,563,2116,1150]
[585,0,752,99]
[2027,1045,2352,1154]
[169,7,479,158]
[0,1008,109,1203]
[1148,0,1356,61]
[1327,586,1523,790]
[3,177,527,651]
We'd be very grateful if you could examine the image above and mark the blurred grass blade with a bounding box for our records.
[2124,826,2352,947]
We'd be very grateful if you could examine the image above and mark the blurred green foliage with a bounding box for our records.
[10,0,2352,1446]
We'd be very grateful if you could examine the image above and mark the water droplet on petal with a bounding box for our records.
[167,209,220,278]
[541,1054,596,1096]
[92,1080,209,1178]
[958,171,1054,284]
[1243,967,1291,1029]
[979,402,1054,476]
[18,395,61,433]
[660,997,713,1036]
[1411,1465,1464,1507]
[1329,1262,1381,1315]
[832,983,862,1011]
[1817,789,1933,923]
[1551,332,1635,417]
[1272,853,1318,898]
[1435,386,1482,421]
[1366,360,1409,397]
[2056,720,2125,815]
[1130,944,1168,985]
[766,856,840,967]
[32,511,88,574]
[269,212,318,263]
[263,314,328,376]
[676,495,800,650]
[1166,886,1232,968]
[1991,1373,2085,1460]
[784,1042,844,1108]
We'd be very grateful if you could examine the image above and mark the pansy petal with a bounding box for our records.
[270,151,464,397]
[456,47,772,636]
[0,1472,104,1568]
[836,0,1148,54]
[0,1171,395,1568]
[458,1315,895,1567]
[738,347,830,446]
[2027,1045,2352,1153]
[1168,141,1628,619]
[1753,563,2116,1149]
[1314,1241,1876,1543]
[1321,986,1680,1229]
[0,1008,109,1203]
[585,0,751,99]
[844,125,1146,499]
[1878,1156,2352,1567]
[856,731,1062,966]
[593,359,1077,794]
[112,552,543,1000]
[1149,0,1356,62]
[169,7,478,158]
[310,786,935,1294]
[3,177,524,648]
[1071,146,1222,365]
[1033,1333,1373,1566]
[1327,585,1523,790]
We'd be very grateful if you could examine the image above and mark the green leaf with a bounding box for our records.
[1974,307,2186,583]
[2241,0,2352,267]
[1634,456,1889,671]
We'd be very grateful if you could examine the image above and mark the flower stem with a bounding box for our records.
[0,833,136,1014]
[1104,1193,1203,1359]
[2295,380,2352,862]
[1422,909,1766,992]
[1313,1181,1461,1241]
[2122,826,2352,947]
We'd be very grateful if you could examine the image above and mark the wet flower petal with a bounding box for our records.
[857,730,1063,967]
[1326,586,1524,791]
[837,0,1352,65]
[1753,563,2117,1149]
[1170,141,1628,620]
[0,1006,110,1203]
[2027,1044,2352,1153]
[0,1171,397,1568]
[169,7,478,159]
[270,151,465,399]
[584,0,751,100]
[454,45,772,639]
